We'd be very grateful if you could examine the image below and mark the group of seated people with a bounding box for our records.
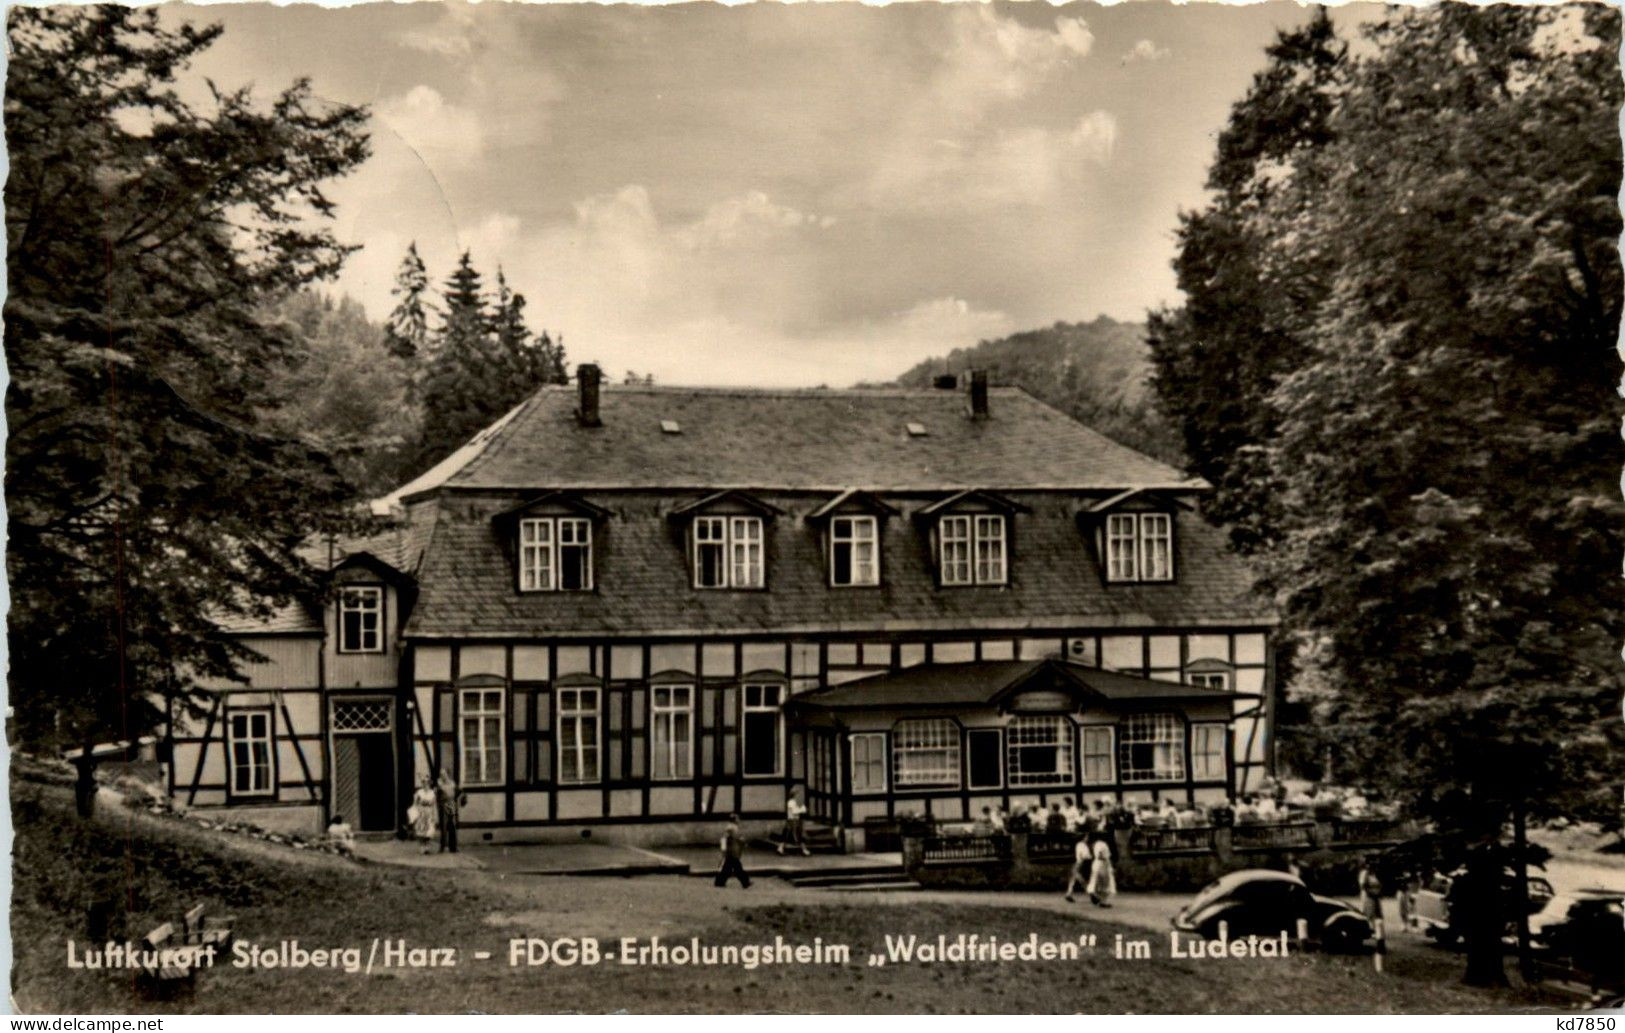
[962,780,1397,838]
[975,798,1121,836]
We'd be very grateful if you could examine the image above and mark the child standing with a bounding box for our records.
[715,813,751,888]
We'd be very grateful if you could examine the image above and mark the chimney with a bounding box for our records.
[933,373,958,391]
[576,363,602,427]
[968,369,989,419]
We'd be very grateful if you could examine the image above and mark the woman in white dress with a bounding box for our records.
[1086,832,1116,908]
[409,776,438,851]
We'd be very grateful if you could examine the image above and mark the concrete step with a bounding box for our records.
[821,881,922,893]
[785,867,910,888]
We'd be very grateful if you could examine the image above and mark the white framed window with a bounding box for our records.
[1081,725,1115,785]
[1106,514,1138,582]
[338,585,383,653]
[742,682,783,776]
[1007,715,1074,786]
[730,516,762,587]
[892,719,960,787]
[830,516,879,586]
[692,516,764,589]
[939,515,972,585]
[558,687,600,784]
[1119,712,1186,783]
[519,517,593,592]
[459,688,504,785]
[1192,723,1227,781]
[974,515,1006,584]
[850,732,887,793]
[939,513,1006,585]
[227,710,273,796]
[650,684,693,781]
[1140,513,1173,580]
[1104,512,1175,583]
[1189,671,1229,691]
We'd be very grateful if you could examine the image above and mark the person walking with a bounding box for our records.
[435,770,464,854]
[715,813,751,888]
[778,789,809,856]
[1085,832,1116,908]
[1064,834,1092,902]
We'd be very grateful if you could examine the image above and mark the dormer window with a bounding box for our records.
[672,491,780,590]
[939,514,1006,585]
[1104,512,1174,583]
[520,516,594,592]
[830,515,879,586]
[918,490,1023,587]
[693,515,763,589]
[338,586,384,653]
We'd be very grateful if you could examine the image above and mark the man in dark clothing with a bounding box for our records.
[715,813,750,888]
[435,771,464,853]
[71,745,99,819]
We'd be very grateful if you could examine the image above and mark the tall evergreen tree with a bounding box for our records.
[1150,2,1623,984]
[384,242,431,363]
[410,255,567,473]
[4,6,370,746]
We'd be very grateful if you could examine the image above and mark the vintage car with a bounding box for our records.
[1410,866,1554,945]
[1530,890,1625,997]
[1172,869,1375,953]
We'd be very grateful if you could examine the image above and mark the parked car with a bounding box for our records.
[1530,891,1625,997]
[1410,865,1554,946]
[1172,869,1375,953]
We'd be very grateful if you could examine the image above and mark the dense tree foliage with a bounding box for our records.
[411,251,567,474]
[895,317,1184,466]
[1150,2,1624,830]
[4,6,371,745]
[262,292,420,498]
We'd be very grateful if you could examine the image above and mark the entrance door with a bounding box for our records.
[331,699,397,832]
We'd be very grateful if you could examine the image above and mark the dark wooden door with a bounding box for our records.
[333,733,396,832]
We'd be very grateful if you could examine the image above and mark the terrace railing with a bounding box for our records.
[1230,821,1316,851]
[1025,832,1080,863]
[1131,824,1217,855]
[1330,817,1414,847]
[921,833,1010,865]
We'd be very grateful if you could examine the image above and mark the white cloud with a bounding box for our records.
[933,8,1095,121]
[1056,18,1096,58]
[374,86,485,171]
[866,110,1119,213]
[1123,39,1172,63]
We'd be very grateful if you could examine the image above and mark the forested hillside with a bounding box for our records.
[894,317,1184,467]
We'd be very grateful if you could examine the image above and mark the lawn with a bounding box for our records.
[11,780,1559,1014]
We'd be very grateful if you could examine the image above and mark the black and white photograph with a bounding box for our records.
[4,0,1623,1017]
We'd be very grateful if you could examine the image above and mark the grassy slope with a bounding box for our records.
[12,782,1555,1015]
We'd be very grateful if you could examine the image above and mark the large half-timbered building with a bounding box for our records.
[171,366,1277,845]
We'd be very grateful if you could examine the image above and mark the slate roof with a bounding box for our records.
[790,659,1234,710]
[211,527,417,636]
[402,488,1273,639]
[210,601,321,635]
[397,385,1194,495]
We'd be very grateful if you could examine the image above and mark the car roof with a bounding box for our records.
[1212,869,1304,891]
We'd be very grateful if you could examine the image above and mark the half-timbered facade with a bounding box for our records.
[172,366,1276,845]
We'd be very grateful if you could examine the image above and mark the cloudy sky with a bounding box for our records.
[170,2,1357,386]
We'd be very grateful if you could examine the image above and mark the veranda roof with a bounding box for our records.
[789,658,1232,711]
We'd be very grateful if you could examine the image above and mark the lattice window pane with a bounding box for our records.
[1007,715,1074,786]
[893,719,959,786]
[332,700,392,732]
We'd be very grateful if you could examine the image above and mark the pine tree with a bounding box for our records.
[4,6,371,746]
[384,242,430,362]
